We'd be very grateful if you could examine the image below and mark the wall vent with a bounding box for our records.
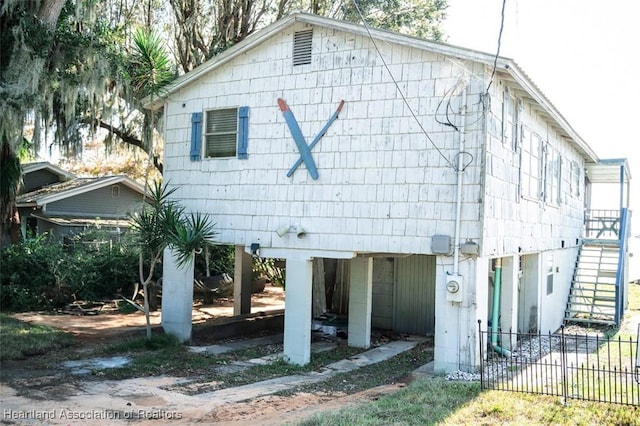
[293,29,313,66]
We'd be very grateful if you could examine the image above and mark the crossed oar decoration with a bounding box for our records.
[277,98,345,180]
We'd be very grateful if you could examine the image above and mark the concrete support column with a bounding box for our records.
[348,256,373,348]
[234,246,252,316]
[283,257,313,365]
[161,248,194,342]
[434,257,486,374]
[520,254,540,333]
[501,255,519,350]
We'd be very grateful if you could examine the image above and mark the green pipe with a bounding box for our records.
[491,258,511,357]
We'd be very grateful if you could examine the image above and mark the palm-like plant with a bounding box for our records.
[129,181,216,339]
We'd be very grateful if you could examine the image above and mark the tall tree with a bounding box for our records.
[0,0,67,247]
[0,1,174,246]
[168,0,448,74]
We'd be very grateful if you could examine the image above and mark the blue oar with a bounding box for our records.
[278,98,319,180]
[287,100,345,178]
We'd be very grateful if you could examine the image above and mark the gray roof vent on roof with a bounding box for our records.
[293,29,313,66]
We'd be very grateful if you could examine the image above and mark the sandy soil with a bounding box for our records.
[1,285,406,425]
[10,285,286,342]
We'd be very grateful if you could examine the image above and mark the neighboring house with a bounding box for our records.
[20,161,76,193]
[17,163,147,239]
[145,12,632,372]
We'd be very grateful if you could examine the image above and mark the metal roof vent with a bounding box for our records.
[293,29,313,66]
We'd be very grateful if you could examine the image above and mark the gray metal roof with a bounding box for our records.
[31,213,132,228]
[16,175,146,207]
[21,161,76,181]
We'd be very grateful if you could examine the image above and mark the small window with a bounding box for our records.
[111,185,120,198]
[544,145,561,205]
[570,160,581,197]
[520,126,543,200]
[546,254,554,295]
[502,88,518,149]
[293,29,313,66]
[205,108,238,158]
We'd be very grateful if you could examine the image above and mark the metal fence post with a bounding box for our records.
[560,325,568,405]
[478,320,484,390]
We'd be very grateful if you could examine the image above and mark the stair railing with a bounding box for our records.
[615,208,630,325]
[585,209,621,240]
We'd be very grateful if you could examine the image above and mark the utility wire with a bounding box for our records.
[485,0,507,98]
[351,0,455,170]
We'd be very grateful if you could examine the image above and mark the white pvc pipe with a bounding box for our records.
[452,85,467,275]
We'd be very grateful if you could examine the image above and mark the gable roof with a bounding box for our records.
[21,161,76,181]
[145,11,597,162]
[30,213,132,228]
[16,175,146,207]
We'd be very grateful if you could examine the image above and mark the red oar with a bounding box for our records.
[287,100,344,178]
[278,98,319,180]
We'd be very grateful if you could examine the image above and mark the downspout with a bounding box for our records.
[452,83,467,275]
[491,258,512,356]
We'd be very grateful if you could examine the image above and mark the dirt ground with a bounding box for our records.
[1,285,409,425]
[10,285,287,343]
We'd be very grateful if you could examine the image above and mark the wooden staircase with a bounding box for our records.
[564,242,620,326]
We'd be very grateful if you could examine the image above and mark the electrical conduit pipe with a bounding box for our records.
[491,258,511,356]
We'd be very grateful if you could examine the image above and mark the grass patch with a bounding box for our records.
[89,334,210,379]
[0,314,74,361]
[89,335,364,387]
[281,341,433,396]
[300,378,639,425]
[566,282,640,403]
[218,344,364,389]
[300,378,480,425]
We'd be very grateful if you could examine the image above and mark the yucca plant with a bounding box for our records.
[129,181,216,339]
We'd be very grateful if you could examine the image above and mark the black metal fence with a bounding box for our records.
[478,321,640,406]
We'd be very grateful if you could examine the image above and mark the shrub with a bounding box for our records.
[194,244,235,277]
[0,231,139,311]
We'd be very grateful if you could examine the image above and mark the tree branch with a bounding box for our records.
[93,119,163,174]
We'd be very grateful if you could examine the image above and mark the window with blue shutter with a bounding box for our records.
[190,112,202,161]
[202,106,250,159]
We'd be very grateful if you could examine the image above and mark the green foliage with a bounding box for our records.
[130,29,175,98]
[339,0,448,41]
[0,314,74,360]
[168,212,218,268]
[130,181,217,277]
[0,232,139,312]
[0,0,131,155]
[254,257,286,288]
[194,244,235,277]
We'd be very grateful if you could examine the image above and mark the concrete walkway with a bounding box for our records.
[193,337,426,406]
[1,335,427,425]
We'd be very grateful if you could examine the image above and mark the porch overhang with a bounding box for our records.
[585,158,631,185]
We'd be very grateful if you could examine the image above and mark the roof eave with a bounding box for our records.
[143,14,300,110]
[143,12,506,111]
[21,162,76,180]
[30,176,147,205]
[145,12,598,164]
[503,62,598,163]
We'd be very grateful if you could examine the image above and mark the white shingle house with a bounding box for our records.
[145,12,631,373]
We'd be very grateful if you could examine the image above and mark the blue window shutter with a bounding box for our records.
[237,106,249,159]
[190,112,202,161]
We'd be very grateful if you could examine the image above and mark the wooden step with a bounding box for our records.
[564,316,616,326]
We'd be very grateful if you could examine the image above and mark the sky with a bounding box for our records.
[443,0,639,216]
